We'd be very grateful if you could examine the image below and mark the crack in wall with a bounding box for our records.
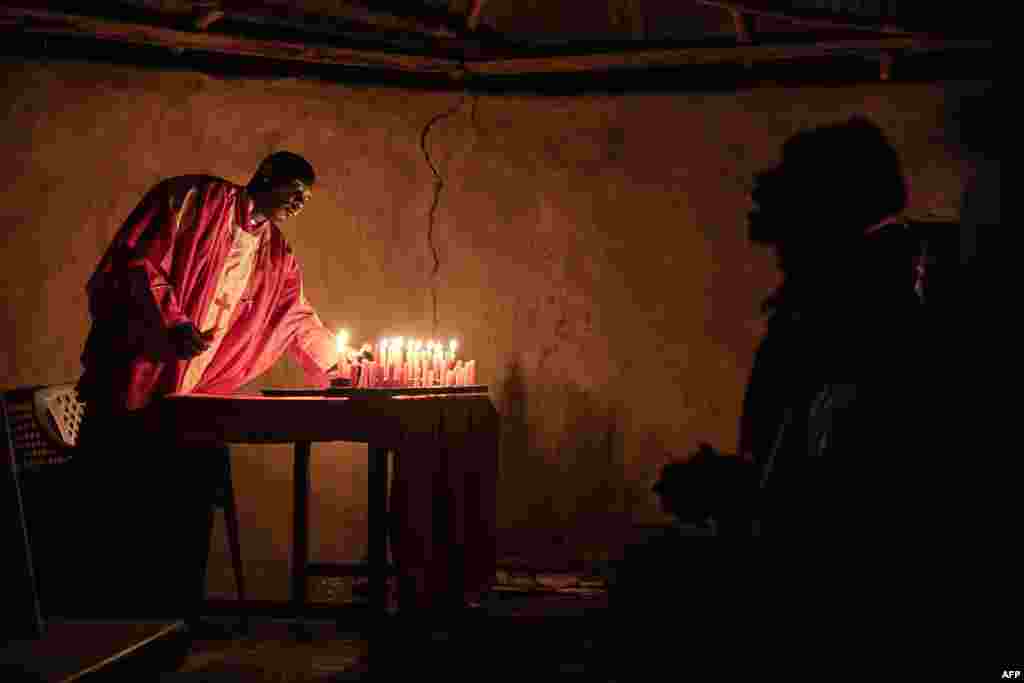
[418,92,470,337]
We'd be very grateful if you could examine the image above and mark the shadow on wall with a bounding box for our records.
[497,358,636,569]
[497,359,542,529]
[556,383,625,534]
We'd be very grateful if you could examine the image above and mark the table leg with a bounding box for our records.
[291,441,311,639]
[221,453,249,634]
[368,445,390,618]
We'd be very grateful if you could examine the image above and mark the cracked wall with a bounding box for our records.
[1,58,974,597]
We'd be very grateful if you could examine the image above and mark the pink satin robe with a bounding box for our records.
[79,175,336,411]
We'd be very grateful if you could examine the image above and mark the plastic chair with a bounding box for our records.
[1,383,247,620]
[3,384,83,467]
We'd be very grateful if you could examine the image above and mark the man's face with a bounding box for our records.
[748,164,824,274]
[747,166,797,246]
[260,178,313,225]
[652,467,712,523]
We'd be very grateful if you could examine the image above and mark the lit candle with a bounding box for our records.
[390,338,398,384]
[418,340,428,383]
[466,359,476,385]
[407,340,415,384]
[405,339,415,386]
[455,360,465,386]
[392,337,404,368]
[358,345,371,386]
[335,329,350,354]
[448,339,458,368]
[386,345,394,384]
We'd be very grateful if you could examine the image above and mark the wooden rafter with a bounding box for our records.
[2,5,460,73]
[468,37,989,75]
[0,4,992,79]
[276,1,461,39]
[33,0,465,40]
[698,1,918,36]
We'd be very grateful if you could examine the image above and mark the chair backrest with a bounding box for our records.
[1,384,85,468]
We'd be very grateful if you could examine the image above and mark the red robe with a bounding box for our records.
[79,175,336,411]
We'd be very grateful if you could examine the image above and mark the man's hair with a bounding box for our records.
[781,116,907,230]
[252,151,315,188]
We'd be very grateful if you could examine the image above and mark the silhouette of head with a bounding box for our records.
[748,117,907,275]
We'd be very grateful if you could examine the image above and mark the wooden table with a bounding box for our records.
[141,391,499,630]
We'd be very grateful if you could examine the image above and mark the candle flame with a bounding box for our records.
[336,329,350,352]
[449,339,457,353]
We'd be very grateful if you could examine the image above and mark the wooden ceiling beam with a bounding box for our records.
[2,5,460,73]
[468,37,991,75]
[29,0,465,40]
[267,1,461,39]
[698,1,919,36]
[0,5,991,79]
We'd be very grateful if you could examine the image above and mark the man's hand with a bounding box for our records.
[651,443,755,524]
[169,322,217,360]
[324,362,352,386]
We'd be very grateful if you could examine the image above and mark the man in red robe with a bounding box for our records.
[78,151,339,410]
[70,152,340,622]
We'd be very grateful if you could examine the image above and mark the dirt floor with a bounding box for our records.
[165,590,614,682]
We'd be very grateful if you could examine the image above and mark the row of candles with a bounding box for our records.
[335,330,477,388]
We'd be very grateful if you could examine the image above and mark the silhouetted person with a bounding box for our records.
[650,118,932,542]
[731,116,931,538]
[605,117,941,680]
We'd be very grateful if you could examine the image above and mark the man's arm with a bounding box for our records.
[274,253,340,387]
[86,179,208,358]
